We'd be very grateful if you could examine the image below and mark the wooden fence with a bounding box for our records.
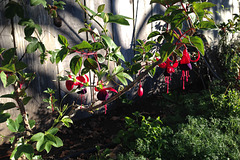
[0,0,239,141]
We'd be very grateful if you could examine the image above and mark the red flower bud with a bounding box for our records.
[66,80,74,91]
[138,84,143,97]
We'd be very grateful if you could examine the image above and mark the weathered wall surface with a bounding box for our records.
[0,0,239,141]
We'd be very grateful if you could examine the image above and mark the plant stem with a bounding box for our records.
[13,84,32,136]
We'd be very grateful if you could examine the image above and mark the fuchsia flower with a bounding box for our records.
[65,74,89,92]
[65,74,89,109]
[179,49,200,90]
[95,86,118,114]
[157,58,178,93]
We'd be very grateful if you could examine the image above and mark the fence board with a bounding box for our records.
[0,0,16,142]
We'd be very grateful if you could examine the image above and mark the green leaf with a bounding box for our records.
[113,47,125,62]
[15,61,28,71]
[170,11,187,29]
[91,42,104,51]
[198,21,216,29]
[52,136,63,147]
[29,119,35,129]
[31,132,44,142]
[23,97,32,105]
[116,74,127,86]
[6,74,17,87]
[113,66,124,75]
[61,116,73,128]
[0,64,16,73]
[30,0,47,7]
[24,26,35,37]
[47,128,59,135]
[97,4,105,13]
[148,14,164,24]
[84,58,98,70]
[70,55,82,75]
[0,48,5,55]
[58,35,69,47]
[147,31,161,40]
[190,36,205,55]
[14,144,34,160]
[0,113,10,123]
[46,134,57,144]
[7,119,18,132]
[0,71,7,87]
[49,50,58,64]
[71,41,92,50]
[78,28,90,33]
[26,41,39,53]
[36,135,45,152]
[4,1,24,19]
[164,5,179,16]
[107,13,131,25]
[2,48,15,66]
[56,47,69,63]
[101,35,117,51]
[81,68,90,75]
[160,43,176,62]
[44,141,53,153]
[19,18,42,37]
[38,42,46,54]
[1,93,15,99]
[122,72,133,82]
[0,102,16,111]
[193,2,216,10]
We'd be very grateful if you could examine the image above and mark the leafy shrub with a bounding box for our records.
[116,151,148,160]
[171,116,240,160]
[211,88,240,117]
[114,112,173,159]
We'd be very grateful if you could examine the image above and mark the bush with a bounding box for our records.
[171,116,240,160]
[113,112,173,159]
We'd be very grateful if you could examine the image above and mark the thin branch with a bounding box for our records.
[80,58,163,112]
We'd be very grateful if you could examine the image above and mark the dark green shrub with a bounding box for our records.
[113,112,173,159]
[171,116,240,160]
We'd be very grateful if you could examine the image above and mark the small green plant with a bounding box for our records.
[114,112,172,159]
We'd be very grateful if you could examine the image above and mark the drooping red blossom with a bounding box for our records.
[138,83,143,97]
[157,58,178,93]
[66,80,74,91]
[65,74,89,92]
[96,87,118,114]
[179,49,200,90]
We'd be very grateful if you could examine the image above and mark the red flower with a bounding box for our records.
[65,74,89,92]
[179,49,200,90]
[96,87,118,114]
[66,80,74,91]
[157,58,178,93]
[138,83,143,97]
